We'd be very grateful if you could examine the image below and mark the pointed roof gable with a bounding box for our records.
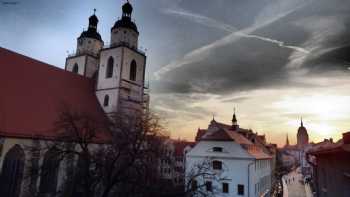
[0,47,108,141]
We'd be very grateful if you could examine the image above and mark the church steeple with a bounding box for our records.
[231,108,239,130]
[301,117,304,127]
[286,133,290,147]
[111,0,139,48]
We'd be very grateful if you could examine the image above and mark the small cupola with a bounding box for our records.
[231,108,239,130]
[122,1,133,18]
[79,9,103,42]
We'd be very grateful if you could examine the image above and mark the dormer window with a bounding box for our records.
[213,147,223,152]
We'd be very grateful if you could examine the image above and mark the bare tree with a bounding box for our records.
[30,105,168,197]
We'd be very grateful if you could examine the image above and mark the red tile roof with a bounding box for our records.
[0,47,109,141]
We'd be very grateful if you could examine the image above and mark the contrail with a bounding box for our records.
[156,2,311,79]
[164,9,309,54]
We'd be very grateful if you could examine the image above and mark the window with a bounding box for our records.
[0,145,25,197]
[212,160,222,170]
[205,181,212,192]
[73,63,79,74]
[129,60,137,81]
[237,184,244,195]
[106,57,114,78]
[213,147,223,152]
[222,183,229,193]
[103,95,109,107]
[39,148,61,194]
[191,180,198,191]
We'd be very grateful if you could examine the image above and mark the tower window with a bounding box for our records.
[103,95,109,107]
[73,63,79,74]
[106,57,114,78]
[129,60,137,81]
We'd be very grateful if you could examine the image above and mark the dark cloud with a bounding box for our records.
[154,0,350,96]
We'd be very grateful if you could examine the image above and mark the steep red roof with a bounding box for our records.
[0,47,109,141]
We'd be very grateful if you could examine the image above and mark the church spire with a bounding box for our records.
[301,117,304,127]
[231,107,239,130]
[286,133,290,146]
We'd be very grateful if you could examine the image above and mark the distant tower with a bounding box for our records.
[297,117,309,149]
[95,1,146,115]
[231,108,239,130]
[65,9,104,78]
[285,133,290,147]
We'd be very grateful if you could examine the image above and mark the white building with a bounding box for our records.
[186,115,272,197]
[0,2,148,197]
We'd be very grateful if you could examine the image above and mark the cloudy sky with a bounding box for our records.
[1,0,350,146]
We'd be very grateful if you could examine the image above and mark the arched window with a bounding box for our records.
[0,145,25,197]
[103,95,109,107]
[212,160,222,170]
[129,60,137,81]
[39,148,60,194]
[73,63,79,74]
[106,57,114,78]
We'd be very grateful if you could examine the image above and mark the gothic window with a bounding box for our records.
[73,63,79,74]
[0,144,25,197]
[103,95,109,107]
[129,60,137,81]
[39,148,60,194]
[106,57,114,78]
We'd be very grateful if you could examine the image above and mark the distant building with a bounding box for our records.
[307,132,350,197]
[159,138,195,190]
[297,118,309,149]
[186,113,273,197]
[280,119,312,175]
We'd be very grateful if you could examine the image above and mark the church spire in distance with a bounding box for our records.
[301,117,304,127]
[231,107,239,130]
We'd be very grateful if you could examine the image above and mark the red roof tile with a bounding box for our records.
[0,47,109,141]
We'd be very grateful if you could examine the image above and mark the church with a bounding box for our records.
[281,119,312,175]
[0,1,148,197]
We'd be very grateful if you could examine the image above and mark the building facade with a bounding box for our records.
[307,132,350,197]
[186,114,273,197]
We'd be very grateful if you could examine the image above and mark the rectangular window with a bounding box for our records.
[206,181,212,192]
[222,183,229,193]
[191,180,198,191]
[238,184,244,195]
[212,160,222,170]
[213,147,223,152]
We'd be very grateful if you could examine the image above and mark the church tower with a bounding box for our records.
[95,1,147,115]
[231,108,239,130]
[297,118,309,149]
[65,10,104,78]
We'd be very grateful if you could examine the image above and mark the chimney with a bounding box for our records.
[343,132,350,144]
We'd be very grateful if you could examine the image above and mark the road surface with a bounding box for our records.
[284,169,307,197]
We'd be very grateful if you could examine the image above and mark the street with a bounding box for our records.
[283,169,307,197]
